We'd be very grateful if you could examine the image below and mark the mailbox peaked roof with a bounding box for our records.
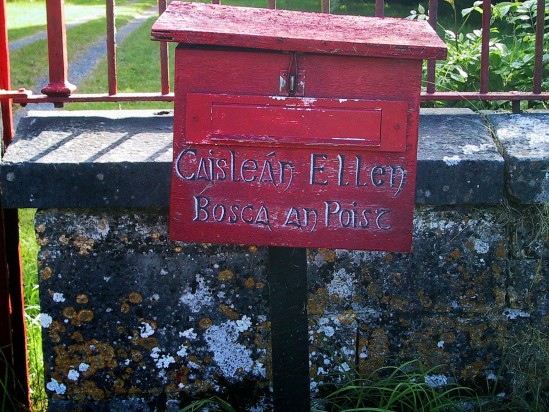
[152,2,447,60]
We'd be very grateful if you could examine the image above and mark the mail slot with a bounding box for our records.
[152,2,446,252]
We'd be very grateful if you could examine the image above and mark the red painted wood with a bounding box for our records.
[169,47,423,252]
[42,0,76,98]
[0,0,13,147]
[107,0,117,95]
[152,2,447,60]
[186,93,408,151]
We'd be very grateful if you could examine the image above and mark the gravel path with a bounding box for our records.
[9,0,144,52]
[13,4,158,128]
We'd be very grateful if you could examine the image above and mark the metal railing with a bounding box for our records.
[2,0,548,122]
[0,0,547,407]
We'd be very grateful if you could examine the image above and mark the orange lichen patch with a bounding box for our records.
[248,245,258,253]
[74,235,95,256]
[369,328,390,358]
[317,248,337,263]
[136,337,159,351]
[338,310,357,326]
[384,253,394,263]
[49,321,66,343]
[389,297,411,312]
[40,266,53,280]
[244,277,256,288]
[450,249,461,260]
[36,223,46,234]
[128,387,142,395]
[113,378,127,395]
[77,309,94,323]
[63,307,77,319]
[199,317,213,330]
[76,294,89,304]
[217,269,234,282]
[218,304,239,320]
[417,291,433,308]
[129,292,143,304]
[173,246,183,253]
[58,234,70,245]
[71,331,84,343]
[255,281,265,289]
[131,349,143,362]
[82,380,106,401]
[308,288,329,316]
[151,232,161,240]
[464,240,475,250]
[120,303,130,314]
[496,244,507,259]
[440,331,456,344]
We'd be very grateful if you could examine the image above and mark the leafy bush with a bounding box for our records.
[410,0,549,109]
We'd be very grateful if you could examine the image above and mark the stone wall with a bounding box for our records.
[2,110,548,410]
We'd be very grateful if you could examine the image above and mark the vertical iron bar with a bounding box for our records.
[426,0,439,94]
[268,0,276,9]
[4,208,29,408]
[42,0,76,99]
[375,0,384,17]
[321,0,330,13]
[533,0,545,94]
[106,0,117,95]
[268,247,310,412]
[159,0,170,95]
[480,0,491,94]
[211,0,220,4]
[0,0,12,149]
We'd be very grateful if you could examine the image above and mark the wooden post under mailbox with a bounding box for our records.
[152,2,446,408]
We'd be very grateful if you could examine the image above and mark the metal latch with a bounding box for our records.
[279,52,305,96]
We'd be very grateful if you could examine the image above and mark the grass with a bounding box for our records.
[18,209,45,412]
[6,0,137,42]
[8,0,157,90]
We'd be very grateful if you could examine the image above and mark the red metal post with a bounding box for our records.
[480,0,491,94]
[426,0,438,94]
[321,0,330,13]
[0,0,13,147]
[533,0,545,94]
[107,0,117,95]
[159,0,170,95]
[268,0,276,9]
[375,0,384,17]
[0,1,30,406]
[211,0,220,4]
[41,0,76,98]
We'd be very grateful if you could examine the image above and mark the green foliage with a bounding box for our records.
[410,0,549,109]
[313,360,481,412]
[180,396,240,412]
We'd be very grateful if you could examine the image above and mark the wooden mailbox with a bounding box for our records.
[152,2,446,252]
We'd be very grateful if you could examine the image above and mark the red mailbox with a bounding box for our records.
[152,2,446,252]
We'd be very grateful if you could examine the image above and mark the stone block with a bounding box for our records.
[486,112,549,204]
[417,109,504,205]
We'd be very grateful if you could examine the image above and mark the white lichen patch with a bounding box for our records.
[150,347,175,369]
[503,308,531,320]
[52,292,65,303]
[179,274,214,313]
[139,321,155,338]
[443,155,461,166]
[204,316,256,379]
[474,239,490,254]
[179,328,197,340]
[425,374,448,388]
[46,378,67,395]
[67,369,79,381]
[327,268,355,299]
[40,313,53,328]
[78,363,89,372]
[176,345,188,358]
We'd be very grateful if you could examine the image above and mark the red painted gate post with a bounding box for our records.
[41,0,76,102]
[0,0,30,408]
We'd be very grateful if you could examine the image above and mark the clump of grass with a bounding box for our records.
[498,326,549,412]
[180,396,239,412]
[314,359,481,412]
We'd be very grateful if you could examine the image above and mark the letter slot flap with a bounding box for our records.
[186,93,408,152]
